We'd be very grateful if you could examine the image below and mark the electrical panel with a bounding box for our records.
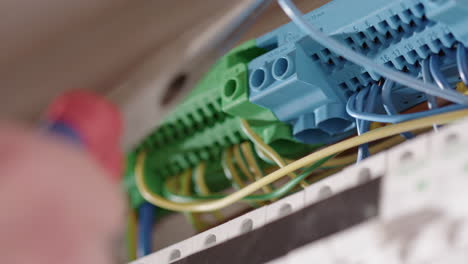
[125,0,468,263]
[131,118,468,264]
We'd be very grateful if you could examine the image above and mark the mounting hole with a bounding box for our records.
[318,118,352,134]
[319,186,332,199]
[272,57,290,79]
[358,168,372,183]
[445,133,459,145]
[168,249,181,262]
[224,79,237,97]
[204,234,217,247]
[250,68,266,89]
[363,204,378,218]
[400,151,414,162]
[161,73,188,106]
[279,203,293,216]
[240,219,253,233]
[294,128,329,144]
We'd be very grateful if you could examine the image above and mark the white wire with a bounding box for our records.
[277,0,468,105]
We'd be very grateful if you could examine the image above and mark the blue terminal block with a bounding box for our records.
[423,0,468,45]
[248,42,354,144]
[248,0,468,144]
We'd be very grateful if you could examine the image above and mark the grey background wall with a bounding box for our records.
[0,0,332,250]
[0,0,329,148]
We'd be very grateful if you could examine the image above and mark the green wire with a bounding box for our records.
[162,155,335,202]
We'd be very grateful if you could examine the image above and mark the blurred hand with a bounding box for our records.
[0,122,125,264]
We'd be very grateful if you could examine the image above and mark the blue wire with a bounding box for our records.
[357,84,380,162]
[382,80,413,139]
[277,0,468,105]
[457,44,468,86]
[346,93,468,123]
[355,86,370,162]
[138,202,157,257]
[422,58,439,131]
[422,58,439,109]
[364,84,380,121]
[355,87,369,135]
[430,55,452,90]
[356,84,380,162]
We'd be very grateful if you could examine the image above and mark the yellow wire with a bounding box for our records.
[457,82,468,95]
[233,143,256,182]
[194,162,211,194]
[308,166,344,183]
[164,174,179,194]
[127,210,137,261]
[322,135,406,167]
[240,119,308,188]
[279,135,408,167]
[180,169,207,231]
[322,129,431,167]
[237,142,273,204]
[240,142,274,194]
[135,109,468,212]
[222,147,247,188]
[180,169,192,195]
[194,162,224,221]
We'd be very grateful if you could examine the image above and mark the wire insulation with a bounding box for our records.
[222,147,248,189]
[347,92,468,123]
[240,142,274,193]
[135,109,468,212]
[355,86,370,161]
[359,84,380,160]
[233,143,256,182]
[194,163,224,220]
[240,119,307,188]
[457,44,468,86]
[127,210,137,261]
[181,169,207,231]
[194,162,210,195]
[327,134,406,165]
[430,55,452,90]
[422,58,439,131]
[382,80,413,139]
[137,202,156,257]
[163,155,334,202]
[160,134,412,203]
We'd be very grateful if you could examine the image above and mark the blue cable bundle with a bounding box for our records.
[276,0,468,164]
[355,84,379,162]
[382,80,414,140]
[138,202,157,257]
[347,93,467,123]
[277,0,468,106]
[457,45,468,85]
[247,0,468,147]
[355,86,370,162]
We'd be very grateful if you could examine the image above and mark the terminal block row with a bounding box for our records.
[125,0,468,208]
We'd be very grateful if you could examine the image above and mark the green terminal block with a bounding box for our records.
[125,40,317,209]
